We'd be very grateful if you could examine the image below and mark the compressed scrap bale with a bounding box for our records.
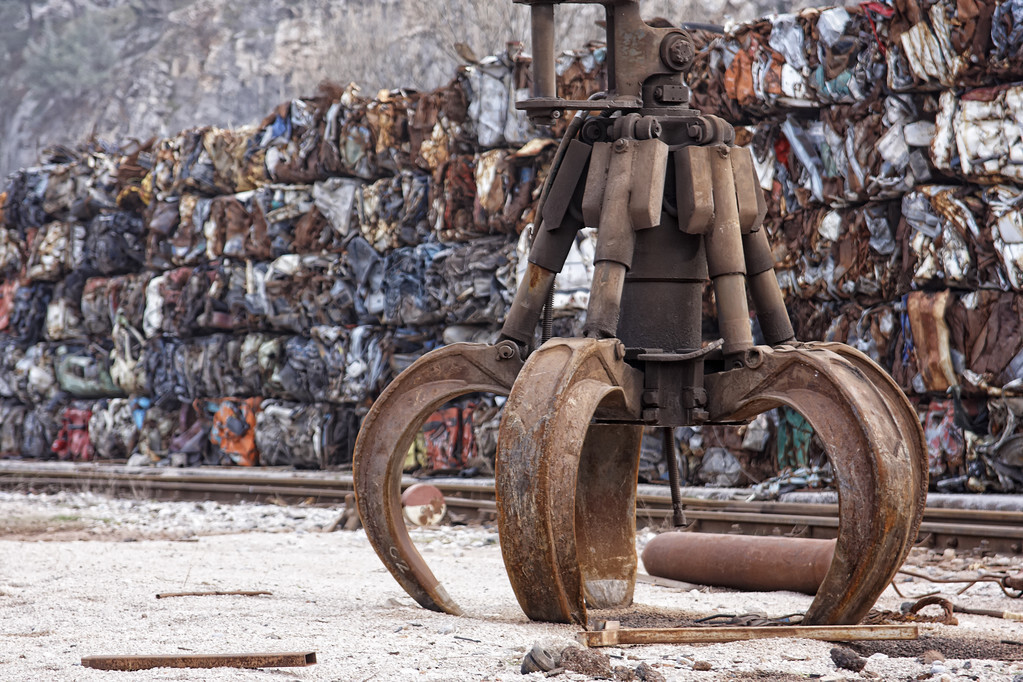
[144,194,210,268]
[21,395,67,460]
[85,211,146,275]
[947,290,1023,388]
[339,325,391,405]
[80,272,151,339]
[2,167,49,232]
[255,400,359,469]
[0,401,28,457]
[13,343,59,405]
[767,203,903,305]
[252,254,356,333]
[887,0,1023,91]
[257,335,345,403]
[380,243,445,326]
[465,46,534,149]
[427,235,517,325]
[359,171,431,251]
[203,397,262,466]
[51,403,94,462]
[0,227,25,277]
[54,344,124,399]
[24,221,85,283]
[88,398,140,460]
[898,186,983,290]
[931,84,1023,184]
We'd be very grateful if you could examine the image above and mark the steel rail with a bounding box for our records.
[2,462,1021,553]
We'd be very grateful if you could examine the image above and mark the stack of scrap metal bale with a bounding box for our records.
[682,0,1023,493]
[0,44,606,472]
[3,0,1023,492]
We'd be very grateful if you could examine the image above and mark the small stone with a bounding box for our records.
[613,665,637,681]
[919,650,945,664]
[634,662,666,682]
[693,660,712,671]
[930,663,947,675]
[830,646,866,672]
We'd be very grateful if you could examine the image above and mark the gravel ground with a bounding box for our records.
[3,491,1023,681]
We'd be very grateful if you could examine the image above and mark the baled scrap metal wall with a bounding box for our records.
[1,1,1022,492]
[0,46,603,472]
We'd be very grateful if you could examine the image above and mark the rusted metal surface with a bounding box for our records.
[401,483,447,527]
[351,0,928,630]
[80,652,317,670]
[578,624,919,647]
[353,342,522,616]
[642,533,835,595]
[496,338,643,623]
[705,345,927,625]
[155,590,271,599]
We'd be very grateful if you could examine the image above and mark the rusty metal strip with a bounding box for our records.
[155,590,271,599]
[496,338,644,624]
[578,625,919,647]
[705,345,927,625]
[353,343,522,616]
[81,652,317,670]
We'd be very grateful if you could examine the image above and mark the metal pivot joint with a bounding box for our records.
[353,0,928,631]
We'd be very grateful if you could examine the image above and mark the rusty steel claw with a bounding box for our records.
[496,338,645,624]
[706,344,928,625]
[808,341,930,559]
[353,342,523,616]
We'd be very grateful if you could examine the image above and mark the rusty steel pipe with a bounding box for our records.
[503,261,559,346]
[642,532,836,595]
[530,3,558,99]
[742,227,794,345]
[705,146,753,355]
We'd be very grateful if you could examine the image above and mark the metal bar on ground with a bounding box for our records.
[80,652,317,670]
[578,625,919,647]
[155,590,272,599]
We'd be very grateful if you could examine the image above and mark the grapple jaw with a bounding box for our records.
[352,0,927,630]
[353,342,522,616]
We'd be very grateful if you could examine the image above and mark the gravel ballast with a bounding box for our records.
[4,490,1023,681]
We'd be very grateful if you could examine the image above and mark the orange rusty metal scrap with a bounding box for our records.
[80,652,317,671]
[641,533,836,595]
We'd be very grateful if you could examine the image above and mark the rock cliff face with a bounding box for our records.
[0,0,795,177]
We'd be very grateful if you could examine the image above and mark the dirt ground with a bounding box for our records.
[3,491,1023,681]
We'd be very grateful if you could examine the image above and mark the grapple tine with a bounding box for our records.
[706,345,927,624]
[811,342,930,559]
[353,343,522,616]
[496,338,643,624]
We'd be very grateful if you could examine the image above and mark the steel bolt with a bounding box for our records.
[496,341,517,360]
[660,33,695,72]
[613,138,628,153]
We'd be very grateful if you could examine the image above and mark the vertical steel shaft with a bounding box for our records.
[531,3,557,99]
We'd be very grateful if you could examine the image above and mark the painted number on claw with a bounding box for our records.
[389,545,410,573]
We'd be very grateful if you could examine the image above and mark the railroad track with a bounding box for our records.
[2,460,1023,555]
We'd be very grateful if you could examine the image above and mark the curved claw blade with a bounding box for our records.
[706,345,927,624]
[353,343,522,615]
[809,341,929,559]
[496,338,644,624]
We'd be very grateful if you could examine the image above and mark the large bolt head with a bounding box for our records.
[660,33,695,72]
